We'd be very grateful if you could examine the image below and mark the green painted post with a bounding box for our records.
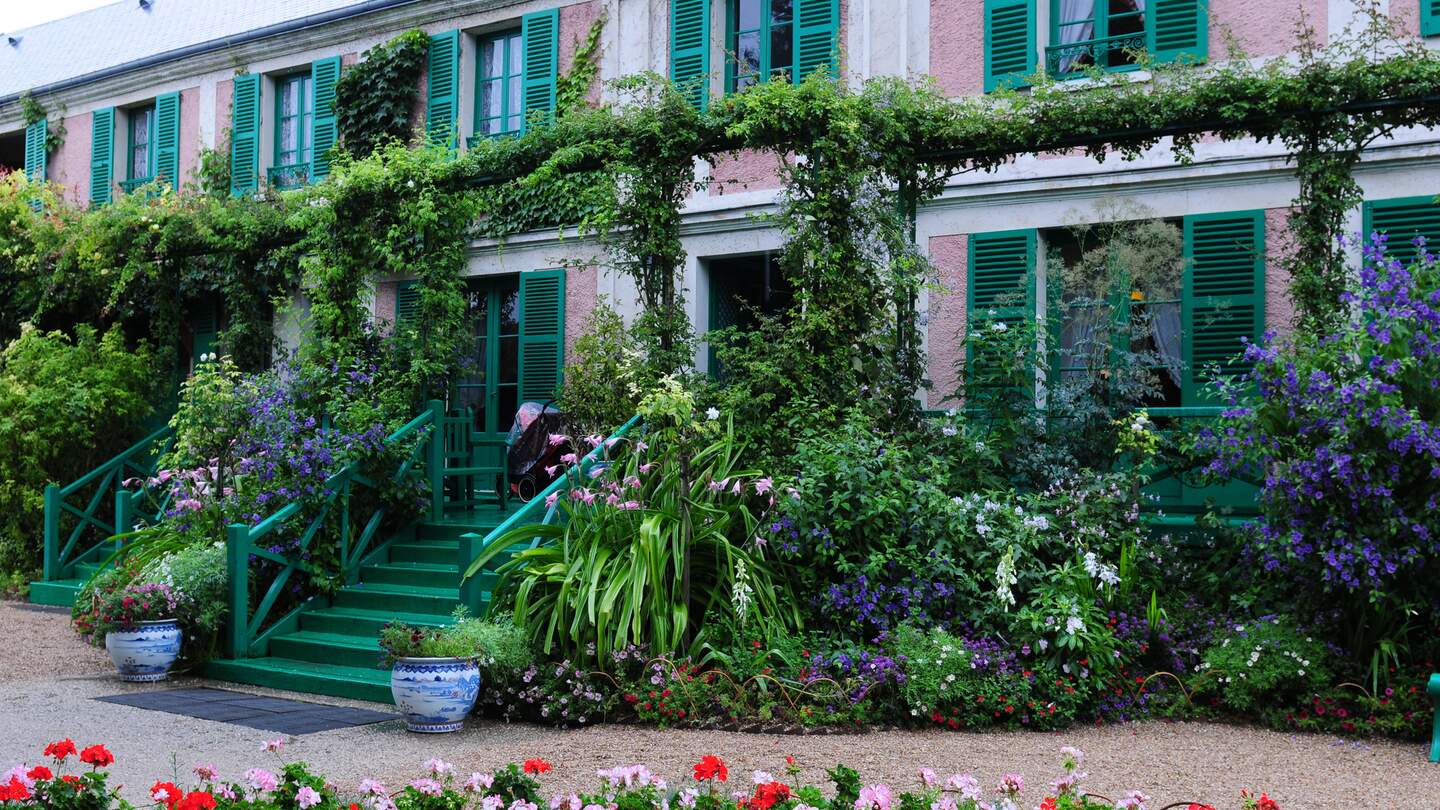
[42,485,61,581]
[225,523,250,659]
[1428,673,1440,762]
[427,399,446,520]
[458,532,485,614]
[114,489,135,558]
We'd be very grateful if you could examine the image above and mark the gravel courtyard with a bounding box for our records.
[4,601,1436,809]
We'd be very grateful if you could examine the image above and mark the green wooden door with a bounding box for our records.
[454,276,521,471]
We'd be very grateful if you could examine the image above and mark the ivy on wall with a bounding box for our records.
[334,29,429,159]
[19,92,66,153]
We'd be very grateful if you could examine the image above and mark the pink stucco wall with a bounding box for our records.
[709,149,786,194]
[1264,207,1297,336]
[1394,1,1422,38]
[929,0,984,98]
[564,264,598,358]
[926,234,968,408]
[560,1,603,107]
[50,112,90,206]
[178,87,200,188]
[374,280,398,332]
[1209,0,1327,57]
[215,78,233,145]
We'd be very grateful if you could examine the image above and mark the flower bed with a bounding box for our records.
[1,739,1281,810]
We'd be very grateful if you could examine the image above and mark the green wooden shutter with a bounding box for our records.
[89,108,115,205]
[794,0,840,81]
[1363,196,1440,265]
[670,0,711,111]
[983,0,1034,92]
[230,73,261,195]
[24,118,47,183]
[518,268,566,402]
[1147,0,1208,64]
[522,10,559,130]
[396,281,421,325]
[154,92,180,188]
[1424,1,1440,37]
[310,56,342,181]
[427,30,461,147]
[1182,211,1264,405]
[967,230,1037,404]
[191,299,219,368]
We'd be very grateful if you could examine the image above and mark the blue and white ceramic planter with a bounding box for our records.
[104,619,182,682]
[390,657,480,733]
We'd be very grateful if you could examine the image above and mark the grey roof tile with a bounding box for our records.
[0,0,376,99]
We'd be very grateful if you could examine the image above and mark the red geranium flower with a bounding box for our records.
[1040,799,1057,810]
[749,782,790,810]
[27,765,53,781]
[522,759,553,775]
[693,755,728,782]
[178,791,218,810]
[79,745,114,769]
[0,777,31,801]
[151,780,184,810]
[44,739,78,761]
[1187,804,1217,810]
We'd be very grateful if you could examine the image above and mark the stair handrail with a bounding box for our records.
[42,424,176,582]
[460,413,643,588]
[223,407,434,659]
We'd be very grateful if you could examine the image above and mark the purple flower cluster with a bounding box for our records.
[1198,233,1440,599]
[815,569,962,638]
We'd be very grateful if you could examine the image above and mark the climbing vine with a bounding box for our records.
[19,92,65,153]
[334,29,429,159]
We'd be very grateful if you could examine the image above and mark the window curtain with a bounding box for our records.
[1149,301,1182,389]
[1058,0,1096,73]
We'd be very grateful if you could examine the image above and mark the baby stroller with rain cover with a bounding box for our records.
[507,401,571,501]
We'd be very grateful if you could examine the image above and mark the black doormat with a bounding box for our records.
[95,687,397,734]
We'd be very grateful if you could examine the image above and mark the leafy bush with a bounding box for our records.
[1198,235,1440,667]
[0,326,162,574]
[1192,618,1332,714]
[378,611,533,671]
[139,541,229,661]
[556,300,642,437]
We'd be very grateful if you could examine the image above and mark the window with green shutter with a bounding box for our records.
[984,0,1036,92]
[725,0,837,93]
[271,72,313,189]
[671,0,711,111]
[310,56,341,182]
[89,108,115,206]
[189,298,220,372]
[1047,0,1207,80]
[230,73,262,195]
[24,118,47,184]
[1363,195,1440,265]
[1424,1,1440,37]
[966,229,1038,406]
[1181,211,1264,406]
[124,103,157,192]
[474,29,523,141]
[518,268,566,403]
[396,280,421,326]
[521,10,559,130]
[154,92,180,188]
[427,30,462,148]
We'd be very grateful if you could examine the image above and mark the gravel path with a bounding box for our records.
[3,601,1436,809]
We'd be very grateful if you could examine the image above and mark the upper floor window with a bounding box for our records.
[475,29,523,138]
[727,0,794,92]
[1049,0,1147,78]
[128,104,156,185]
[271,72,313,189]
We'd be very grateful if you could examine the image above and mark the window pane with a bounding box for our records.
[736,0,761,31]
[509,76,522,119]
[482,80,503,119]
[508,33,523,74]
[280,117,297,159]
[770,23,793,75]
[498,336,518,383]
[281,81,297,117]
[499,287,519,334]
[481,39,503,77]
[769,0,793,25]
[497,385,518,426]
[737,31,761,80]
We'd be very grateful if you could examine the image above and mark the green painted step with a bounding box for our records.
[206,657,394,704]
[332,582,467,614]
[300,606,455,636]
[28,579,83,607]
[360,562,462,588]
[269,630,385,669]
[389,542,459,565]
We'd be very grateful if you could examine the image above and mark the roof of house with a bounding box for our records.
[0,0,393,101]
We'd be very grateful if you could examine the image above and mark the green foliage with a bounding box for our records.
[20,91,66,153]
[377,610,534,676]
[139,540,229,662]
[556,299,642,437]
[473,379,800,665]
[334,29,429,159]
[194,131,233,199]
[0,326,161,573]
[1193,618,1332,713]
[555,17,605,116]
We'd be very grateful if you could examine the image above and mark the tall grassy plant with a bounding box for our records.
[468,379,799,666]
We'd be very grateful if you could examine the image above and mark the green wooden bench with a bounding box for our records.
[1430,673,1440,762]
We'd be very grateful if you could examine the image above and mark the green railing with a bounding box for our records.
[42,425,175,582]
[119,177,155,194]
[223,399,509,658]
[266,164,308,190]
[1046,33,1146,78]
[459,413,643,603]
[1140,405,1259,516]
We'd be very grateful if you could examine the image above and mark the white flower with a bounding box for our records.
[991,321,1008,332]
[1065,614,1085,635]
[705,407,720,420]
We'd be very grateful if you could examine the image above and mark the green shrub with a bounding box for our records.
[1193,618,1332,713]
[140,541,229,662]
[0,325,161,575]
[556,300,643,436]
